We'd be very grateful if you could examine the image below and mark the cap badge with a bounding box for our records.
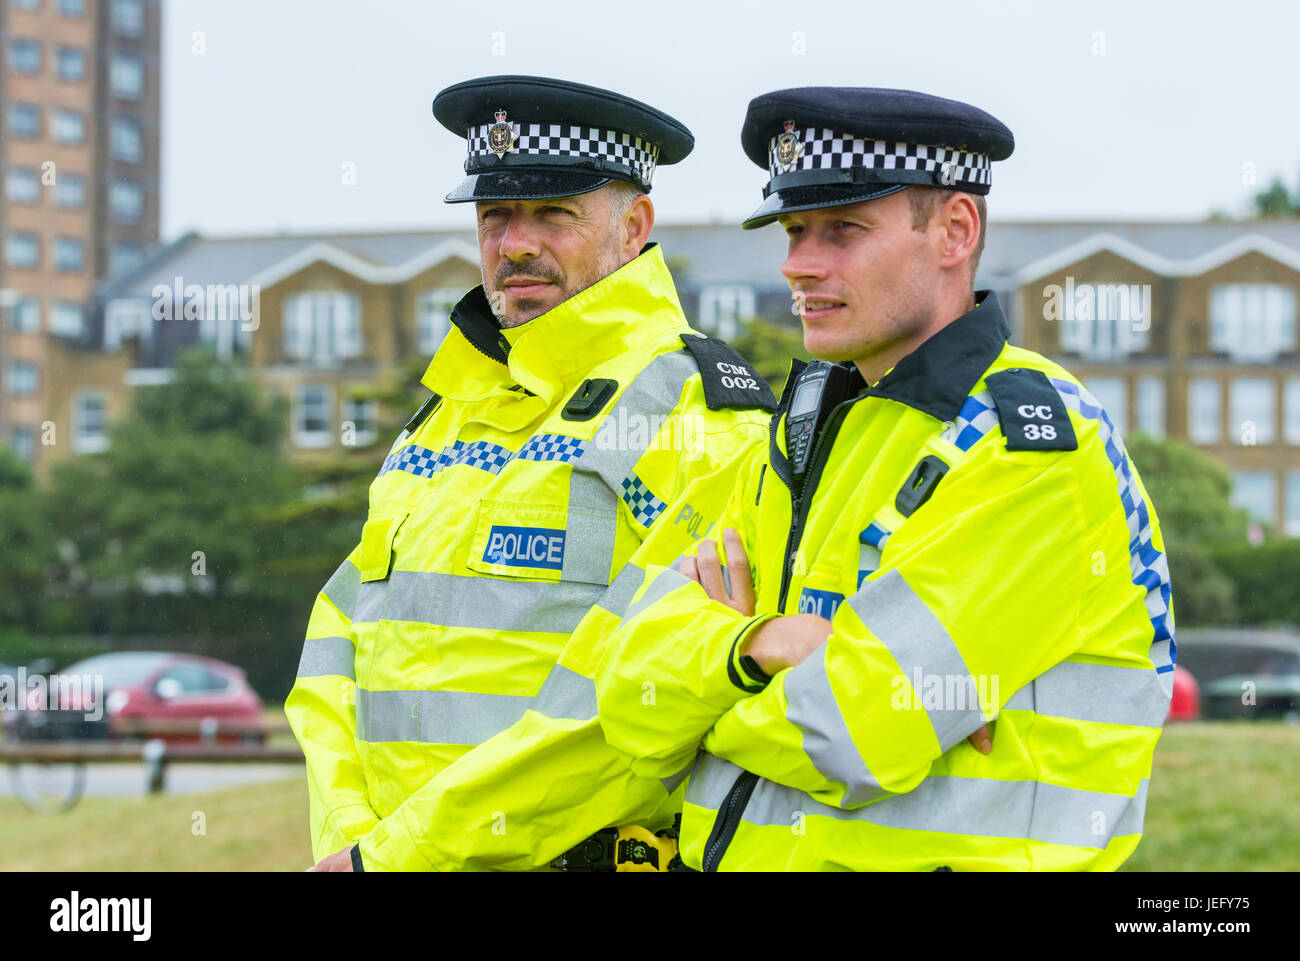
[775,120,801,171]
[488,108,516,158]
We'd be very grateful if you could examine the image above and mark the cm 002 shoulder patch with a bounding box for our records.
[984,368,1078,452]
[678,333,778,412]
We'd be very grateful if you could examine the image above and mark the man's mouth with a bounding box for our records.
[799,296,846,320]
[502,278,555,298]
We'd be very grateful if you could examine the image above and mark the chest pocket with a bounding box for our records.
[466,498,617,586]
[357,513,408,583]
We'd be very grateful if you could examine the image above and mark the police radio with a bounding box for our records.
[785,361,855,484]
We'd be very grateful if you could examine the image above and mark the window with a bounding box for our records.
[341,397,378,447]
[1229,377,1276,445]
[1232,470,1276,526]
[110,116,143,162]
[10,428,36,463]
[110,180,143,223]
[52,109,85,144]
[53,173,85,208]
[111,0,145,36]
[109,242,145,276]
[50,303,84,337]
[53,237,85,272]
[7,360,38,396]
[293,385,333,448]
[1287,379,1300,446]
[55,46,86,82]
[8,103,40,138]
[283,292,362,366]
[1210,284,1298,362]
[57,0,86,16]
[416,288,461,353]
[1059,288,1151,361]
[110,55,144,99]
[698,286,755,340]
[73,391,107,453]
[1188,378,1222,445]
[1136,376,1165,437]
[104,299,152,350]
[10,299,41,333]
[1085,376,1127,437]
[1287,472,1300,538]
[9,39,41,75]
[5,168,39,204]
[6,233,39,269]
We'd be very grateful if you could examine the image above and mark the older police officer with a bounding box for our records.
[595,87,1174,871]
[287,76,774,871]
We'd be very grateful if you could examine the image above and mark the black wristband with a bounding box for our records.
[350,844,365,873]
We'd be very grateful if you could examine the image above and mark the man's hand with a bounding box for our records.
[685,527,994,754]
[681,528,755,616]
[307,846,356,872]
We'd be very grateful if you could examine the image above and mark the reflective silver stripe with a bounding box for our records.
[688,753,1149,851]
[356,688,533,745]
[660,762,692,796]
[354,571,605,634]
[563,473,619,584]
[296,635,355,680]
[321,559,361,621]
[1001,661,1169,728]
[532,663,597,721]
[846,569,984,752]
[595,562,647,619]
[624,566,694,624]
[783,643,887,806]
[563,349,698,583]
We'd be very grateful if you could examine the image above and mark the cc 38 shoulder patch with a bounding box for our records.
[985,368,1078,452]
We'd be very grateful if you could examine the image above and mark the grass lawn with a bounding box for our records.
[0,720,1295,871]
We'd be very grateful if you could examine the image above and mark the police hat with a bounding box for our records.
[739,87,1014,229]
[432,75,694,203]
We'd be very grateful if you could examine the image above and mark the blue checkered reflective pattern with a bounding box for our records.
[939,391,999,452]
[377,433,587,481]
[1050,377,1176,675]
[620,474,668,528]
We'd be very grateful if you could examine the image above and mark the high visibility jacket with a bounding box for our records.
[594,292,1175,871]
[285,244,773,870]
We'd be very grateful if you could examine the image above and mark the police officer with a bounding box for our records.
[286,76,775,871]
[594,87,1175,871]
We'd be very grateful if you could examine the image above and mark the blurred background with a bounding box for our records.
[0,0,1297,870]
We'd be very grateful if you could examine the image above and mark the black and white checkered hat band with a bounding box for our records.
[467,122,660,188]
[767,129,992,191]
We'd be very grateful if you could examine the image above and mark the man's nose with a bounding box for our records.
[781,234,829,287]
[499,212,541,262]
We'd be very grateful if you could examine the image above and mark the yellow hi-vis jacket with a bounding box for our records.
[594,292,1174,871]
[285,244,774,870]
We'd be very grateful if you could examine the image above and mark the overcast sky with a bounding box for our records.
[160,0,1300,239]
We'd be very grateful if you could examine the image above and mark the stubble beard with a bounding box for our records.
[483,238,625,329]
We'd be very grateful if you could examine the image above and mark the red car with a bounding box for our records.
[25,652,266,744]
[1167,664,1200,721]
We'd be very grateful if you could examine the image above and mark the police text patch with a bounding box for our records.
[679,334,778,412]
[985,368,1078,452]
[482,525,566,571]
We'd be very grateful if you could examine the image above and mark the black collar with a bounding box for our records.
[449,286,511,365]
[867,291,1010,423]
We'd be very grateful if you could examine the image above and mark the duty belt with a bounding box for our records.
[552,818,693,873]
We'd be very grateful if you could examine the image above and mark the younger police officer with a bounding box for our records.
[594,87,1175,871]
[286,76,774,871]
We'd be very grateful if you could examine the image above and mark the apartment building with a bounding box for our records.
[0,0,160,469]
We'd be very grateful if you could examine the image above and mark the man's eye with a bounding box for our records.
[783,224,803,236]
[542,206,571,215]
[836,221,860,230]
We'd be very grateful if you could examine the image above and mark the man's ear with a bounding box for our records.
[938,192,979,272]
[623,192,655,255]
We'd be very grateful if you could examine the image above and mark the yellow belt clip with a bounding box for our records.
[614,824,679,873]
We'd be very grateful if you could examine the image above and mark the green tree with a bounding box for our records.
[1251,175,1300,218]
[731,314,810,397]
[0,448,54,630]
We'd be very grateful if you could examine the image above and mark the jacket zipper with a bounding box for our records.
[701,393,863,871]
